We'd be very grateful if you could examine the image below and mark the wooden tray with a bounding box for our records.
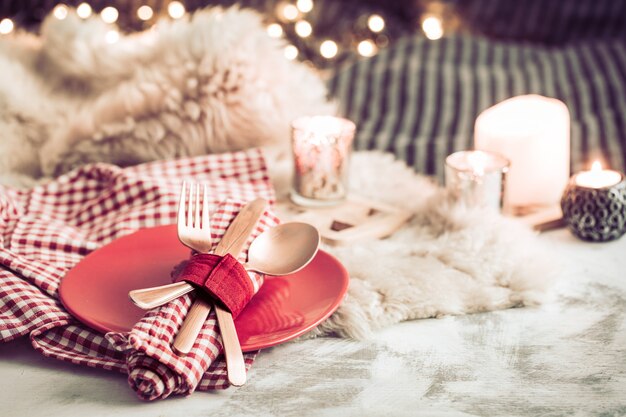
[277,195,412,245]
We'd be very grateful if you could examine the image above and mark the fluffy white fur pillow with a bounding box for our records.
[0,7,333,187]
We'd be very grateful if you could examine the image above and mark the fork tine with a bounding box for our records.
[187,182,195,228]
[194,183,201,228]
[177,181,187,227]
[202,184,210,230]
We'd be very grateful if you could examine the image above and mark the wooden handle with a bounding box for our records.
[173,198,268,387]
[215,305,247,386]
[211,198,269,257]
[129,281,194,310]
[172,297,212,354]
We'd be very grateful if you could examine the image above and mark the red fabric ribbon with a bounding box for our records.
[173,253,254,318]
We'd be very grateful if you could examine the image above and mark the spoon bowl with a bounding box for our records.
[245,222,320,276]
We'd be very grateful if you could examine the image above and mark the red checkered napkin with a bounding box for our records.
[107,200,279,400]
[0,149,275,400]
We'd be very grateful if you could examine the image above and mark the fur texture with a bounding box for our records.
[0,7,333,187]
[271,152,559,339]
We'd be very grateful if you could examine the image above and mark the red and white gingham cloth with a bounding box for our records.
[0,149,277,400]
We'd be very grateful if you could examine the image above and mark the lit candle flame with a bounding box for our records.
[591,160,602,172]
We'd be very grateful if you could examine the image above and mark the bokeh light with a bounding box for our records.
[168,1,186,19]
[295,20,312,38]
[422,16,443,40]
[320,40,338,59]
[297,0,314,13]
[282,4,299,21]
[284,44,299,60]
[267,23,283,38]
[137,5,154,21]
[105,29,119,44]
[101,7,119,24]
[357,39,377,57]
[76,3,92,19]
[0,18,14,35]
[53,4,69,20]
[368,14,385,33]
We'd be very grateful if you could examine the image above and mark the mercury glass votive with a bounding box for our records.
[290,116,356,207]
[445,150,510,211]
[561,161,626,242]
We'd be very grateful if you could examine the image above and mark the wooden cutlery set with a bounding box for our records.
[129,182,320,386]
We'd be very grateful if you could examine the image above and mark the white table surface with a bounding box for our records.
[1,228,625,417]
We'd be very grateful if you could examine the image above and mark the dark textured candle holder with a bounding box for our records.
[561,175,626,242]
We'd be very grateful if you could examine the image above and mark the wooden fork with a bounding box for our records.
[173,181,248,387]
[174,182,266,387]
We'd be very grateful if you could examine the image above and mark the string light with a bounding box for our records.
[422,16,443,40]
[357,39,377,57]
[368,14,385,33]
[296,0,314,13]
[168,1,186,19]
[137,5,154,21]
[282,4,299,21]
[0,18,14,35]
[320,40,338,59]
[5,2,398,68]
[101,7,119,24]
[53,4,69,20]
[295,20,312,38]
[267,23,283,38]
[105,29,119,44]
[284,44,298,60]
[76,3,92,19]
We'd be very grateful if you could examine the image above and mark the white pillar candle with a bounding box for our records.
[474,95,570,211]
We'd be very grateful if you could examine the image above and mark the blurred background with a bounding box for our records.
[1,0,625,177]
[2,0,624,70]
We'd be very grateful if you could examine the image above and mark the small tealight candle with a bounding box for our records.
[561,160,626,242]
[444,150,510,211]
[573,161,622,188]
[291,116,356,207]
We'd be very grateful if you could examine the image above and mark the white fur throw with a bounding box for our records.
[270,152,558,339]
[0,6,332,187]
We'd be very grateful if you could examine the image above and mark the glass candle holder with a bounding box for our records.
[290,116,356,207]
[445,150,510,211]
[561,161,626,242]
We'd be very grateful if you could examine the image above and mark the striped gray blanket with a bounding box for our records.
[328,36,626,178]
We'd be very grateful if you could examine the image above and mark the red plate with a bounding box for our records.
[59,225,349,352]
